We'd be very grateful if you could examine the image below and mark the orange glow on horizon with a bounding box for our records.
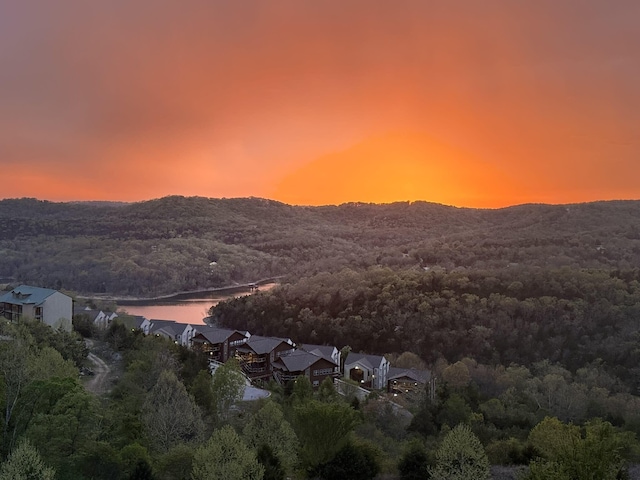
[1,3,639,209]
[271,133,531,208]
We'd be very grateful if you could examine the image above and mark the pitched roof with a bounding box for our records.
[119,315,148,329]
[149,319,183,337]
[172,323,191,336]
[245,335,290,355]
[73,306,101,320]
[273,350,335,373]
[388,367,431,384]
[0,285,61,306]
[300,344,337,362]
[345,352,386,370]
[194,326,242,344]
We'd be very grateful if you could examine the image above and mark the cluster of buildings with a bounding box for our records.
[1,284,430,396]
[119,314,430,396]
[121,315,375,389]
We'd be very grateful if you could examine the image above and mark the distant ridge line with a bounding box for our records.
[2,195,640,211]
[79,277,283,304]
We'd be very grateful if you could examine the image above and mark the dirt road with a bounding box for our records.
[83,339,112,395]
[85,352,111,394]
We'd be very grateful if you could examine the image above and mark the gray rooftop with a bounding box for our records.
[273,350,335,373]
[194,326,243,344]
[118,315,148,330]
[73,306,101,320]
[245,335,290,355]
[388,367,431,384]
[300,344,337,362]
[149,319,187,337]
[0,285,62,306]
[345,352,386,370]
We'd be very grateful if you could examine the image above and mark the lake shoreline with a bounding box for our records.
[77,277,282,305]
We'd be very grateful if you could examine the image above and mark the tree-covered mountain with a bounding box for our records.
[1,196,640,295]
[3,196,640,477]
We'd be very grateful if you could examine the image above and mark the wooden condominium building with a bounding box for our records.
[234,335,295,380]
[387,367,431,397]
[272,349,340,388]
[191,326,250,364]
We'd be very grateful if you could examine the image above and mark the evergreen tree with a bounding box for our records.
[191,425,264,480]
[316,377,340,403]
[0,439,55,480]
[242,401,298,474]
[430,424,490,480]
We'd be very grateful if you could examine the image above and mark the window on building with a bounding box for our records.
[1,303,22,321]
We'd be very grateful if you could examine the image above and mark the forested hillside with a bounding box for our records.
[211,267,640,391]
[1,196,640,295]
[3,196,640,478]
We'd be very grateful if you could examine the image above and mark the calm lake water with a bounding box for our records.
[118,283,276,325]
[121,301,217,325]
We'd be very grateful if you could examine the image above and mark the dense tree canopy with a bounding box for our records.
[212,267,640,394]
[191,425,264,480]
[141,370,204,453]
[0,439,55,480]
[430,424,490,480]
[524,417,629,480]
[2,196,640,295]
[3,197,640,478]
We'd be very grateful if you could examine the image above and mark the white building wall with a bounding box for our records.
[181,324,197,347]
[331,347,340,366]
[376,357,390,390]
[140,318,151,334]
[344,357,390,390]
[41,291,72,331]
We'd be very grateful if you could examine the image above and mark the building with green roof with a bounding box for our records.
[0,285,72,331]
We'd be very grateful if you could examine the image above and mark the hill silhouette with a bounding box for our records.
[272,132,527,207]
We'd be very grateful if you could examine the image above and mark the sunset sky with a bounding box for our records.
[1,1,639,208]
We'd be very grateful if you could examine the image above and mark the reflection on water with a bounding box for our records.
[122,301,217,325]
[119,283,276,325]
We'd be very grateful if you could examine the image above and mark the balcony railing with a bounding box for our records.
[242,363,267,374]
[273,371,299,385]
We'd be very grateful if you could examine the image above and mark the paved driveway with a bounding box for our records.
[242,384,271,401]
